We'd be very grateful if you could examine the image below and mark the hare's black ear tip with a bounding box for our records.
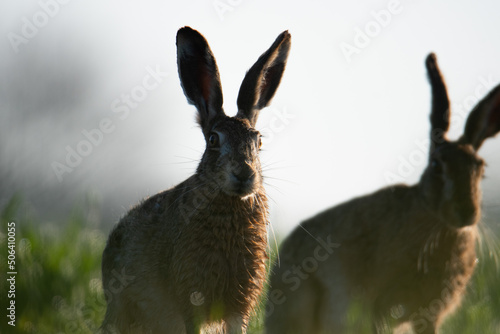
[176,26,202,44]
[427,52,437,60]
[177,26,196,35]
[426,52,438,68]
[279,30,291,42]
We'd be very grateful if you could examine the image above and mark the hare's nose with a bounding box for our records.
[232,166,255,184]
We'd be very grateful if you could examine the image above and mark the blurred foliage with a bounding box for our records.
[1,196,106,334]
[0,196,499,333]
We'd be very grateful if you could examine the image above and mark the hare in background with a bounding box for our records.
[265,53,500,334]
[101,27,290,334]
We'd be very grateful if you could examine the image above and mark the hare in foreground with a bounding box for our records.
[265,53,500,334]
[101,27,290,334]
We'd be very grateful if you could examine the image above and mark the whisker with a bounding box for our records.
[264,182,285,200]
[260,164,296,172]
[176,144,204,155]
[173,155,201,164]
[263,176,298,186]
[265,213,280,266]
[298,224,323,247]
[263,186,281,205]
[477,221,500,270]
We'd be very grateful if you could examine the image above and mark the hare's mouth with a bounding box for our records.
[224,173,259,198]
[448,204,480,228]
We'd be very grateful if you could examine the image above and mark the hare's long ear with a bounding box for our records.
[236,31,291,127]
[426,53,450,153]
[461,83,500,150]
[177,27,224,134]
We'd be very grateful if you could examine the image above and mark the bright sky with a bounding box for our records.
[1,0,500,235]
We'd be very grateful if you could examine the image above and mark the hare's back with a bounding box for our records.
[277,184,417,272]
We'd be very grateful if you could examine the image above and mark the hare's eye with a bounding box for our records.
[258,136,263,149]
[208,133,219,148]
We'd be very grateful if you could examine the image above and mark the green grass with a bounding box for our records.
[1,197,499,333]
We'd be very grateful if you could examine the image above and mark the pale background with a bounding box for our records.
[1,0,499,236]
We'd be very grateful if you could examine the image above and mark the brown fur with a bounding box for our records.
[102,176,268,333]
[265,54,500,334]
[101,27,290,334]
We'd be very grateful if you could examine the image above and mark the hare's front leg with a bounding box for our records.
[317,283,352,333]
[410,321,436,334]
[315,261,353,333]
[224,314,246,334]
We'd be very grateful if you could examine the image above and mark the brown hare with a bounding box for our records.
[101,27,290,334]
[265,53,500,334]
